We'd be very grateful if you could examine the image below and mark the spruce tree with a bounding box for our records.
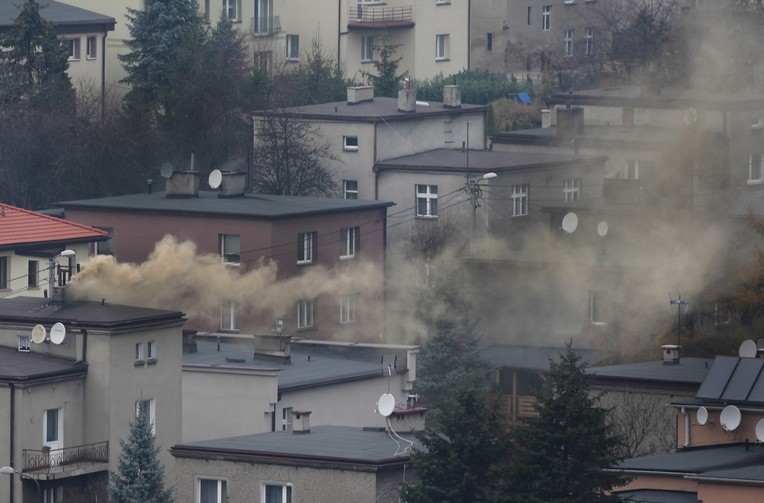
[502,345,627,503]
[109,411,173,503]
[361,36,407,98]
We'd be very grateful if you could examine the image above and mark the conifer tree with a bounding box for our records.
[361,36,407,98]
[109,411,173,503]
[502,345,627,503]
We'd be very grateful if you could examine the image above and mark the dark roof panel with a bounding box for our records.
[615,490,698,503]
[618,443,764,474]
[588,357,712,386]
[721,357,764,402]
[0,1,115,29]
[0,346,87,381]
[695,356,739,400]
[747,367,764,404]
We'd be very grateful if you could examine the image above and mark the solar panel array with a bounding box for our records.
[696,356,764,404]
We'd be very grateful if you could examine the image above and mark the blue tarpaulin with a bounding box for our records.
[516,92,532,105]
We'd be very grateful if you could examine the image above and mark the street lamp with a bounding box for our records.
[0,466,41,503]
[466,172,497,238]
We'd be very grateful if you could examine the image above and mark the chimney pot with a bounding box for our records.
[398,88,416,113]
[661,344,680,364]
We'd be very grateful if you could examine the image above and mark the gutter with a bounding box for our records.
[684,474,764,486]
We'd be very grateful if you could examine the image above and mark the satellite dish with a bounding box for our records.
[31,324,46,344]
[208,169,223,189]
[561,212,578,234]
[160,163,174,180]
[50,322,66,345]
[597,221,609,237]
[696,406,709,426]
[720,405,741,432]
[376,393,396,417]
[739,339,758,358]
[756,419,764,442]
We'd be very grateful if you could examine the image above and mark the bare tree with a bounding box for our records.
[602,391,676,458]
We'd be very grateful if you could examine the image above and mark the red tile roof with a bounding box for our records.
[0,203,107,248]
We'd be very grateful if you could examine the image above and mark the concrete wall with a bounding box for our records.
[470,0,511,75]
[412,1,469,79]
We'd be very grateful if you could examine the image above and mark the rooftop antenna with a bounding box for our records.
[669,294,689,359]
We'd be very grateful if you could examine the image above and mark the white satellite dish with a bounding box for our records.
[49,322,66,345]
[561,212,578,234]
[739,339,758,358]
[696,406,709,426]
[160,163,174,180]
[31,324,47,344]
[597,221,609,237]
[208,169,223,189]
[756,419,764,442]
[720,405,741,432]
[376,393,396,417]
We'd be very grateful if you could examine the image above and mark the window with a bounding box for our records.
[590,291,607,326]
[542,5,552,31]
[564,29,573,56]
[626,159,640,180]
[220,234,240,265]
[43,487,63,503]
[96,228,113,255]
[135,398,156,434]
[585,27,593,55]
[0,256,6,289]
[527,6,532,25]
[749,153,764,184]
[223,0,240,20]
[416,184,438,217]
[67,38,81,60]
[343,135,359,151]
[147,340,157,362]
[297,299,314,329]
[435,34,450,60]
[297,232,317,264]
[263,484,292,503]
[511,184,530,217]
[340,293,357,324]
[340,227,359,259]
[563,178,581,202]
[361,36,374,62]
[43,408,62,449]
[135,342,145,363]
[282,407,293,431]
[486,33,493,51]
[255,0,274,33]
[28,260,38,288]
[86,36,97,59]
[286,34,299,61]
[18,335,30,352]
[199,479,227,503]
[221,302,239,331]
[343,180,358,199]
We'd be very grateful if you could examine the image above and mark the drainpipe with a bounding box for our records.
[337,0,341,74]
[373,122,379,199]
[101,32,107,123]
[9,383,15,503]
[467,0,472,70]
[681,407,690,447]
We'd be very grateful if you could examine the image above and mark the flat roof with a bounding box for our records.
[617,443,764,476]
[259,97,487,122]
[58,191,394,219]
[0,1,115,31]
[615,489,698,503]
[478,344,600,371]
[376,148,606,173]
[587,358,712,387]
[492,125,684,149]
[0,297,185,330]
[550,86,764,111]
[184,336,409,392]
[171,425,415,466]
[0,346,87,383]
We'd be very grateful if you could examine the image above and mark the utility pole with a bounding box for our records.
[670,294,689,355]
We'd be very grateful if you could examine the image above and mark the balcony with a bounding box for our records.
[22,442,109,477]
[251,16,281,36]
[348,5,414,29]
[495,394,538,423]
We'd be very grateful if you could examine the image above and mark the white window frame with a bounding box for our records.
[343,180,358,199]
[67,38,81,60]
[135,398,156,434]
[282,407,293,430]
[542,5,552,31]
[43,487,63,503]
[416,184,438,218]
[135,342,145,363]
[343,135,359,151]
[563,178,581,202]
[361,36,374,62]
[147,340,157,361]
[223,0,240,21]
[626,159,640,180]
[340,227,359,259]
[86,36,97,60]
[584,27,593,55]
[511,184,529,217]
[564,29,573,56]
[340,293,357,324]
[590,291,607,326]
[297,299,314,329]
[255,0,274,33]
[748,153,764,184]
[286,34,299,61]
[262,483,292,503]
[221,302,239,331]
[28,259,38,288]
[198,478,227,503]
[220,234,240,266]
[297,232,316,264]
[43,407,63,450]
[18,335,30,352]
[435,34,450,61]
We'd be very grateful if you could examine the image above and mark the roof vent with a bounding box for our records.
[556,107,584,138]
[292,410,311,434]
[662,344,680,365]
[443,85,461,108]
[398,88,416,113]
[218,171,247,198]
[347,86,374,105]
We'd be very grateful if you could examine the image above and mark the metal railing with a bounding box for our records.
[23,442,109,474]
[496,394,538,421]
[349,5,413,24]
[251,16,281,36]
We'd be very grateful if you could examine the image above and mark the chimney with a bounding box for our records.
[252,333,291,360]
[443,85,461,108]
[398,87,416,113]
[662,344,680,365]
[218,171,247,198]
[541,109,552,128]
[182,330,198,353]
[292,410,311,434]
[389,405,427,432]
[556,107,584,137]
[347,86,374,104]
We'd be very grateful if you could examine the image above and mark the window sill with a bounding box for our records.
[591,321,608,326]
[435,57,450,62]
[147,358,158,365]
[340,255,357,261]
[68,58,80,62]
[134,360,145,367]
[511,214,529,219]
[219,329,240,333]
[361,60,376,64]
[436,1,451,5]
[343,147,359,152]
[286,58,299,63]
[297,260,314,266]
[223,261,240,267]
[340,320,356,325]
[747,179,764,187]
[297,325,316,332]
[416,215,438,219]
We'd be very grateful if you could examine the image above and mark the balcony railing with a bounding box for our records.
[348,5,414,28]
[23,442,109,474]
[496,394,538,422]
[251,16,281,36]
